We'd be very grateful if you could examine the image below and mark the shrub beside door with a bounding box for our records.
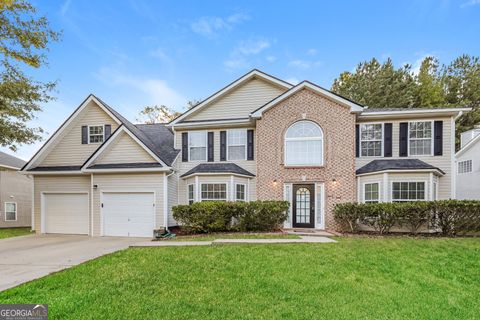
[172,201,289,233]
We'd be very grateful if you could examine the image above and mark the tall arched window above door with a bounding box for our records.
[284,120,324,166]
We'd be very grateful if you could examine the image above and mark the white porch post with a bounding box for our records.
[383,173,389,202]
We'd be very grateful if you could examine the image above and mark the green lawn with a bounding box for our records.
[0,227,32,239]
[1,237,480,319]
[171,233,300,241]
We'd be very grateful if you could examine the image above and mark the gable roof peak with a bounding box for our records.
[168,69,293,126]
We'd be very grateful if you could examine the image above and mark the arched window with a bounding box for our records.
[284,121,323,166]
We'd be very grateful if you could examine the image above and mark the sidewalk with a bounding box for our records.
[131,236,336,247]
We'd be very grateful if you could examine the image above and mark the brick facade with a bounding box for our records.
[256,88,357,231]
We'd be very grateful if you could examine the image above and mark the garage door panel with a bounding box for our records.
[103,192,154,237]
[44,193,89,235]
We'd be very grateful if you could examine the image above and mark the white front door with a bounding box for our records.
[102,192,155,237]
[44,193,89,235]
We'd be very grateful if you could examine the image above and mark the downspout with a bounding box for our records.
[163,170,175,232]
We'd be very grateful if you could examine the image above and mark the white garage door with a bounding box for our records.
[44,193,89,235]
[102,192,155,237]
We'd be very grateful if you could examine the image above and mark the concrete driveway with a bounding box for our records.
[0,234,144,291]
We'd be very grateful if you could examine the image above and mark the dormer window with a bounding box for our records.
[89,125,104,144]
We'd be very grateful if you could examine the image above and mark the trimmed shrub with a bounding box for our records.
[432,200,480,236]
[235,201,290,232]
[333,200,480,236]
[172,201,289,233]
[333,202,367,233]
[360,202,400,235]
[401,201,433,235]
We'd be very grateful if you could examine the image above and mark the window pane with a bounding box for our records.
[5,203,16,212]
[286,121,321,138]
[200,184,227,201]
[228,146,246,160]
[236,184,245,201]
[190,147,206,161]
[285,140,322,165]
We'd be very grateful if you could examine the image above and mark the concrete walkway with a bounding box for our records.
[0,234,143,292]
[132,236,336,247]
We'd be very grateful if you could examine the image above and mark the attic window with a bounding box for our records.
[89,125,104,143]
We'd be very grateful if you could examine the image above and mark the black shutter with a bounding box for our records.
[104,124,111,140]
[207,132,214,162]
[81,126,88,144]
[434,121,443,156]
[247,129,254,160]
[355,125,360,157]
[182,132,188,162]
[399,122,408,157]
[384,123,392,157]
[220,131,227,161]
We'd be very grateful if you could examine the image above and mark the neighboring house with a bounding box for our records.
[455,125,480,200]
[0,152,32,228]
[21,69,469,236]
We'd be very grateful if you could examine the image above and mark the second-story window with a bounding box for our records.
[284,121,323,166]
[189,131,207,161]
[360,124,383,157]
[227,130,247,161]
[89,125,104,143]
[409,121,432,156]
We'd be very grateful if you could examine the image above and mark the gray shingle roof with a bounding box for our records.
[362,107,464,112]
[180,163,255,178]
[0,151,26,169]
[134,123,179,165]
[356,159,445,175]
[87,163,163,169]
[28,165,82,172]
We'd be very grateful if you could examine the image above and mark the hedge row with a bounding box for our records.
[172,201,289,233]
[333,200,480,236]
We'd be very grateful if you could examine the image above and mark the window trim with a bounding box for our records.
[5,202,17,221]
[359,123,384,158]
[391,181,427,202]
[188,131,208,162]
[408,120,434,156]
[235,183,246,202]
[200,183,228,201]
[87,124,105,144]
[227,129,247,161]
[363,182,380,203]
[458,159,473,174]
[187,184,195,205]
[284,120,324,167]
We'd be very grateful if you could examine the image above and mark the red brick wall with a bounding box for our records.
[255,88,357,230]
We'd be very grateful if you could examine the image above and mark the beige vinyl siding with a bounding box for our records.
[39,100,119,166]
[94,131,157,165]
[0,170,33,228]
[187,78,286,121]
[33,175,90,232]
[167,172,178,226]
[175,127,257,205]
[92,173,164,236]
[356,116,454,199]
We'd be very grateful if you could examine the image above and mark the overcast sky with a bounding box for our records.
[3,0,480,160]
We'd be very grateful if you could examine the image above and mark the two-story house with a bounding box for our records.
[21,69,468,237]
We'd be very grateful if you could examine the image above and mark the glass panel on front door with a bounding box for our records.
[296,187,311,224]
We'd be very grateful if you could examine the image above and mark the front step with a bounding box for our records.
[285,229,334,237]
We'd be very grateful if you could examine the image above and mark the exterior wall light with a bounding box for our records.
[273,179,278,186]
